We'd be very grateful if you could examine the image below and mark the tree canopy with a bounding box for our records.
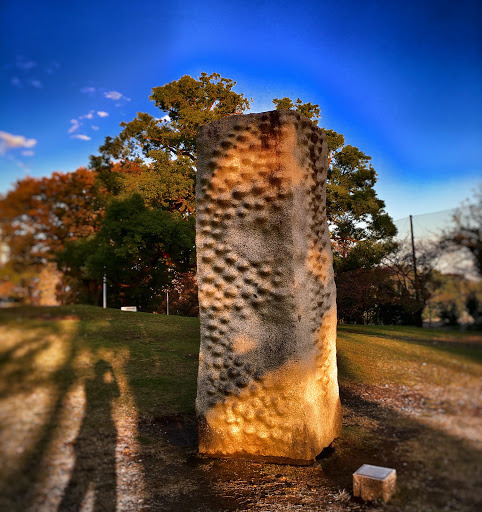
[272,97,397,272]
[1,71,403,318]
[57,194,195,308]
[93,72,251,164]
[91,73,397,273]
[0,168,102,271]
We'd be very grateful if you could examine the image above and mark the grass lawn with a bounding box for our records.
[0,305,480,511]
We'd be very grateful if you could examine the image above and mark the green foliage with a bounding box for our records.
[92,72,251,169]
[323,129,345,154]
[78,75,399,315]
[272,97,321,121]
[328,144,397,270]
[90,72,252,215]
[115,155,196,213]
[273,96,397,272]
[150,72,251,157]
[57,195,195,310]
[440,302,460,326]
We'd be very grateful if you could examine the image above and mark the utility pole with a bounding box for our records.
[103,270,107,309]
[409,215,420,302]
[166,291,169,315]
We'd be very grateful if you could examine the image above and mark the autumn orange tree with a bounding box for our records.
[0,168,103,302]
[2,169,102,254]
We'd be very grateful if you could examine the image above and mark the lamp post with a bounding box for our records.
[103,270,107,309]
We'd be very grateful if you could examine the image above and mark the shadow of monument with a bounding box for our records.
[57,359,119,512]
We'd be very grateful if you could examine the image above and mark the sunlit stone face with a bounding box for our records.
[195,110,342,464]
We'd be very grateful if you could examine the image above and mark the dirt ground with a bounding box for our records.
[11,379,481,512]
[1,311,481,511]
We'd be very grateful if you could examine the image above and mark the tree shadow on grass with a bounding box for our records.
[2,308,480,511]
[133,390,482,512]
[0,320,79,512]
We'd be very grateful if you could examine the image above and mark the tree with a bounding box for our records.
[161,270,199,316]
[0,168,102,268]
[57,194,195,309]
[272,97,321,121]
[93,76,396,269]
[272,98,397,273]
[441,185,481,276]
[0,168,103,302]
[466,291,481,327]
[383,240,442,326]
[336,266,401,324]
[90,73,252,214]
[79,73,399,318]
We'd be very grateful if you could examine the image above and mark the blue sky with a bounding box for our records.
[1,0,481,220]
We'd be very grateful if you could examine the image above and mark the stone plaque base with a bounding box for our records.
[353,464,397,502]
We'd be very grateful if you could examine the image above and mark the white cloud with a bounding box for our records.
[71,134,91,141]
[11,77,22,88]
[80,110,95,120]
[30,80,43,88]
[105,91,122,100]
[160,115,171,122]
[16,56,36,71]
[68,109,108,137]
[21,150,35,157]
[45,61,60,75]
[68,119,81,134]
[104,90,130,102]
[80,86,96,94]
[0,131,37,155]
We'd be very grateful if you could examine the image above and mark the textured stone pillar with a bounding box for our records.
[195,110,342,464]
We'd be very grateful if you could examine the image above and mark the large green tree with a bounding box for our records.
[272,98,397,272]
[83,73,398,319]
[79,73,252,307]
[91,76,396,269]
[57,194,195,309]
[90,72,251,213]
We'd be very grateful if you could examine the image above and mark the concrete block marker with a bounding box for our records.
[120,306,137,312]
[353,464,397,502]
[195,110,342,464]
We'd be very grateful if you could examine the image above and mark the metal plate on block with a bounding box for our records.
[354,464,395,480]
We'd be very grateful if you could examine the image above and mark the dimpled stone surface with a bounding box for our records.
[195,110,342,464]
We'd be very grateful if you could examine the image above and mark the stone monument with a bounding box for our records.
[195,110,342,464]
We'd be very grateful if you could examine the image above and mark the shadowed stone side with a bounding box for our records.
[195,110,342,464]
